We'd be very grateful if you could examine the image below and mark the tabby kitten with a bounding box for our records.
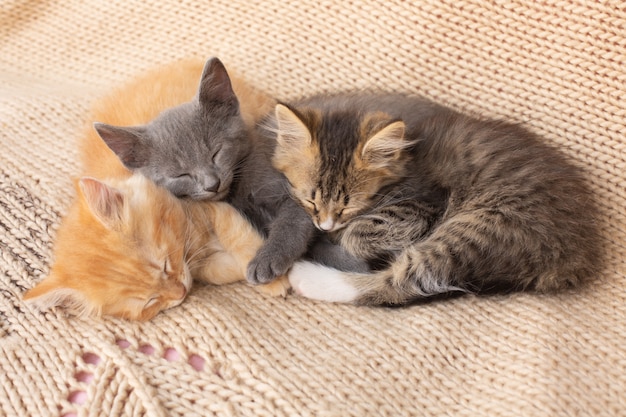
[23,59,288,321]
[272,94,601,305]
[97,58,317,284]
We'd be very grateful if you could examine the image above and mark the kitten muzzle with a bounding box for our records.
[317,218,346,232]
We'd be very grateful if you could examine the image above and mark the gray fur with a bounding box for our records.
[95,58,247,201]
[95,57,317,284]
[227,126,318,283]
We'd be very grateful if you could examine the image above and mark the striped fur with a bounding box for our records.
[276,94,602,305]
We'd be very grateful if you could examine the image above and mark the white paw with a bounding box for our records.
[288,261,359,303]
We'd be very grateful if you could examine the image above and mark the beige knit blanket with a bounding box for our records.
[1,1,624,416]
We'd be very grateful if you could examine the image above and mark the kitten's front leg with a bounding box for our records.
[203,202,292,296]
[193,253,247,285]
[254,275,291,297]
[195,254,290,297]
[338,200,439,262]
[247,201,317,284]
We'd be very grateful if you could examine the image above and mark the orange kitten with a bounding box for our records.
[24,59,287,321]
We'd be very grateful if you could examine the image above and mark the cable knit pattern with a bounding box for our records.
[1,1,624,416]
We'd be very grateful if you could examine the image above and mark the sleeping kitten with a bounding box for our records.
[271,94,601,305]
[96,57,317,284]
[23,59,288,321]
[23,174,288,321]
[91,57,274,201]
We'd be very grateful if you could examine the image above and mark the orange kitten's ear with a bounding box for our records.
[78,177,126,229]
[94,122,149,169]
[361,120,409,169]
[198,57,239,110]
[23,274,91,315]
[274,104,312,149]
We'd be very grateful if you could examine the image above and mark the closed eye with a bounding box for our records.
[162,259,174,279]
[341,207,359,217]
[176,173,191,179]
[148,260,167,273]
[305,199,319,214]
[144,297,159,309]
[150,259,170,278]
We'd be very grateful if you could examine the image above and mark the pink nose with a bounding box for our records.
[318,218,335,231]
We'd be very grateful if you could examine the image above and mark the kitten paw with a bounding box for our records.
[247,251,292,284]
[253,275,291,298]
[288,261,359,303]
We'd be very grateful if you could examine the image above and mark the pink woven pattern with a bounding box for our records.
[1,1,624,416]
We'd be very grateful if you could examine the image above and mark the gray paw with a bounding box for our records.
[246,250,292,285]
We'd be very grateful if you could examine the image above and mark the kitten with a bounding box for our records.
[91,57,274,201]
[96,58,318,285]
[271,94,601,305]
[23,59,288,321]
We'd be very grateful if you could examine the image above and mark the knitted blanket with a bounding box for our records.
[1,1,624,416]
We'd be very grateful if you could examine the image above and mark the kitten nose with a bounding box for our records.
[204,179,221,193]
[318,218,335,231]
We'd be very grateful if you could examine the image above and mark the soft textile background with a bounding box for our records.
[1,1,624,416]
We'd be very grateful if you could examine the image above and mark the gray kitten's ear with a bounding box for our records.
[93,122,149,169]
[78,177,126,230]
[274,104,312,149]
[361,120,408,168]
[198,57,239,110]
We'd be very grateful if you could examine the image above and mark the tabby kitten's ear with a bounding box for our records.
[274,104,312,149]
[198,57,239,111]
[94,122,150,169]
[78,177,126,230]
[361,118,408,169]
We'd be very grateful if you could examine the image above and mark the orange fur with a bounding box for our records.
[24,59,287,321]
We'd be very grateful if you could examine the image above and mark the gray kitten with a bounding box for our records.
[271,93,602,305]
[94,58,317,284]
[95,58,247,201]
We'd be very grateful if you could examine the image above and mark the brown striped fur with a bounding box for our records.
[276,94,602,305]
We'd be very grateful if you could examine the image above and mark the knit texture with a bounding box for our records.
[1,1,624,416]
